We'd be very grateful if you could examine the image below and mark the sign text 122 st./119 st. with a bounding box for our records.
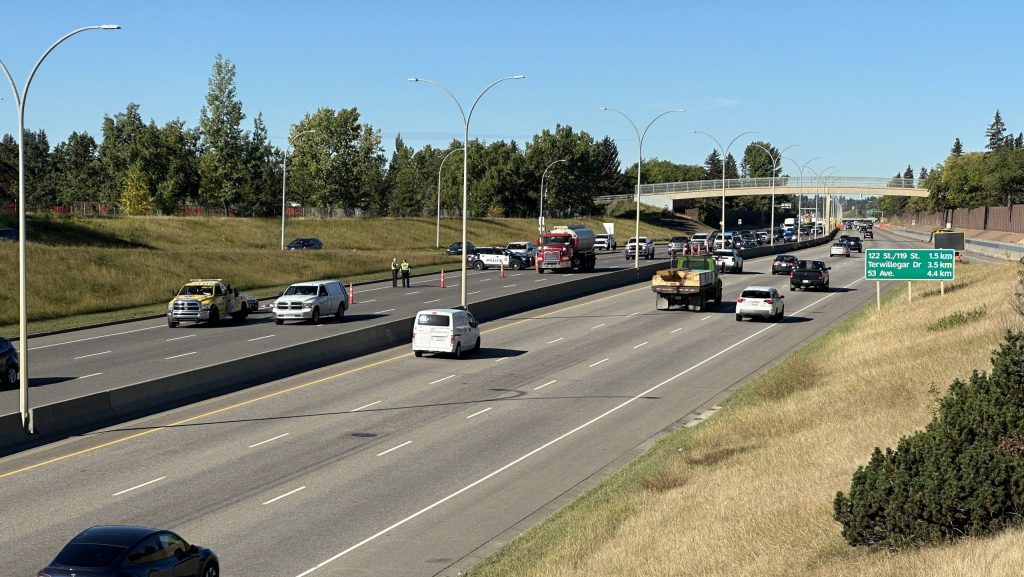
[864,249,955,281]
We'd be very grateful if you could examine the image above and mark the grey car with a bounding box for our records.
[0,337,17,388]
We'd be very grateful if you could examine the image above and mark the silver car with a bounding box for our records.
[736,286,785,322]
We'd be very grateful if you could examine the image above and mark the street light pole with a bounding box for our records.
[410,75,525,308]
[692,130,758,241]
[0,24,120,433]
[539,158,567,237]
[751,143,795,246]
[805,165,835,238]
[436,147,464,248]
[281,129,315,250]
[601,107,684,269]
[783,156,821,239]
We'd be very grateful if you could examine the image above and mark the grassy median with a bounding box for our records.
[469,261,1024,577]
[0,205,706,334]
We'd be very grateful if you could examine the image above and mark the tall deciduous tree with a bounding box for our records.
[741,141,781,178]
[120,163,152,215]
[50,131,103,204]
[198,54,247,209]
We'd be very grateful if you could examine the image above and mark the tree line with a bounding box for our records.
[0,54,790,220]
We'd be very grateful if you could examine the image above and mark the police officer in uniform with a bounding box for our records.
[400,258,411,288]
[391,257,399,287]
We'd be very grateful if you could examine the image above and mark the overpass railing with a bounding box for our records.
[595,176,922,201]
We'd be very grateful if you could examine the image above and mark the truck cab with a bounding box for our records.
[168,279,251,327]
[537,224,597,273]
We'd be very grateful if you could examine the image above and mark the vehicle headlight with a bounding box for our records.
[201,304,211,311]
[303,303,313,309]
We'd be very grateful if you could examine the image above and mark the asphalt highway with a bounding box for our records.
[1,248,656,413]
[0,229,954,577]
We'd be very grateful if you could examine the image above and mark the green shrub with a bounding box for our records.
[926,306,987,331]
[834,331,1024,548]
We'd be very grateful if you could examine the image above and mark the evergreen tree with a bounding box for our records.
[1017,133,1023,149]
[724,153,739,179]
[702,150,723,180]
[903,165,915,187]
[986,110,1007,151]
[951,137,964,157]
[385,134,422,217]
[198,54,248,209]
[919,167,928,182]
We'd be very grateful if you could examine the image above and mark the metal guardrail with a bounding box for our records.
[596,176,922,202]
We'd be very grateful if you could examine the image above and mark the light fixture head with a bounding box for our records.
[99,24,121,30]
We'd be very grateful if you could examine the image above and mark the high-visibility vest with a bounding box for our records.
[391,261,399,270]
[400,262,410,272]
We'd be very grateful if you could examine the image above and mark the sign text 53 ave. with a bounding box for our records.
[864,249,955,281]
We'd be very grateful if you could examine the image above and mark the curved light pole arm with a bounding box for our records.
[436,146,464,247]
[408,77,468,128]
[466,75,524,130]
[0,60,21,108]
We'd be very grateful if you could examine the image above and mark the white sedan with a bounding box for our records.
[735,286,785,322]
[829,242,851,257]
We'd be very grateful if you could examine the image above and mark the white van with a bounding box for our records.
[273,280,348,324]
[412,308,480,358]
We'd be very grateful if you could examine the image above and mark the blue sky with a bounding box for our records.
[0,1,1016,178]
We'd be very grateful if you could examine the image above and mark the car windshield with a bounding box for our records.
[54,543,125,567]
[508,243,527,250]
[179,285,213,296]
[417,314,451,326]
[284,285,318,296]
[741,290,771,299]
[544,235,571,244]
[714,250,733,256]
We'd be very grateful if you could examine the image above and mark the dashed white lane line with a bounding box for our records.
[352,401,381,412]
[535,278,547,282]
[546,337,564,344]
[481,279,492,282]
[248,335,275,342]
[263,486,306,505]
[466,407,492,419]
[505,284,516,288]
[588,358,609,368]
[164,352,197,360]
[590,323,605,330]
[700,315,712,321]
[363,299,377,303]
[74,350,111,360]
[29,325,161,351]
[467,291,481,295]
[533,379,557,391]
[407,291,420,295]
[423,299,441,304]
[495,357,508,363]
[633,342,649,349]
[429,374,456,385]
[374,309,396,314]
[166,334,196,342]
[377,441,412,457]
[249,433,290,448]
[671,327,684,334]
[625,311,639,318]
[113,476,166,496]
[77,373,102,380]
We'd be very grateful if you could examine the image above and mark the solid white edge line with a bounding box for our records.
[247,335,276,342]
[546,337,564,344]
[77,373,102,380]
[113,476,166,496]
[588,358,609,368]
[429,374,456,385]
[533,379,557,390]
[352,401,381,412]
[249,432,290,448]
[633,342,649,349]
[376,441,412,457]
[292,279,866,576]
[29,325,162,351]
[466,407,492,419]
[73,350,111,360]
[262,486,306,505]
[164,352,197,360]
[165,334,196,342]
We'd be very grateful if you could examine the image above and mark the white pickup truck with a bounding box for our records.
[625,237,655,260]
[713,249,744,273]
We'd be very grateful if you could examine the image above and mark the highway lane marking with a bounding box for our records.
[374,309,396,314]
[165,352,197,360]
[113,476,166,496]
[166,334,196,342]
[77,373,102,380]
[481,278,492,282]
[249,433,290,448]
[247,335,276,342]
[263,486,306,505]
[423,299,441,304]
[625,311,639,317]
[633,342,649,349]
[505,284,517,288]
[466,407,492,419]
[588,358,609,368]
[467,291,481,295]
[429,374,456,385]
[28,325,162,351]
[546,337,564,344]
[700,315,712,320]
[535,278,547,282]
[448,284,460,288]
[534,380,557,390]
[74,350,111,360]
[377,441,412,457]
[363,299,377,303]
[671,327,684,334]
[590,323,605,330]
[352,401,381,412]
[0,282,654,480]
[407,291,421,295]
[293,282,863,576]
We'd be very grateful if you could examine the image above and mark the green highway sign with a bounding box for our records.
[865,248,955,281]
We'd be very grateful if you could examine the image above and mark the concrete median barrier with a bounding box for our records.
[30,391,114,440]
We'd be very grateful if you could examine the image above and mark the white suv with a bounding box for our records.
[594,233,617,251]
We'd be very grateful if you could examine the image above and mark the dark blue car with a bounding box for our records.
[0,337,17,388]
[40,526,218,577]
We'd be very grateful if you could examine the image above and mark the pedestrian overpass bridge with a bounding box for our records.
[595,176,928,202]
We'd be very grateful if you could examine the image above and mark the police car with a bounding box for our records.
[467,247,528,270]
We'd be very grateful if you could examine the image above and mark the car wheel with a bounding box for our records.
[537,268,545,274]
[474,260,485,270]
[274,319,283,325]
[202,562,219,577]
[790,285,795,291]
[510,260,523,271]
[454,343,462,359]
[311,307,321,324]
[472,337,481,353]
[208,306,219,326]
[167,318,178,328]
[414,350,423,357]
[336,304,346,321]
[3,363,17,387]
[735,314,742,322]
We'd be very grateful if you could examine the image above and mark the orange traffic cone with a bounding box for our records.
[348,282,355,305]
[440,267,446,288]
[500,262,505,278]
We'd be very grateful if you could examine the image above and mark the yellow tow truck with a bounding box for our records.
[167,279,257,328]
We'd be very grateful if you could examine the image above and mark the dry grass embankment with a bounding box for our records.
[0,206,706,334]
[470,262,1024,577]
